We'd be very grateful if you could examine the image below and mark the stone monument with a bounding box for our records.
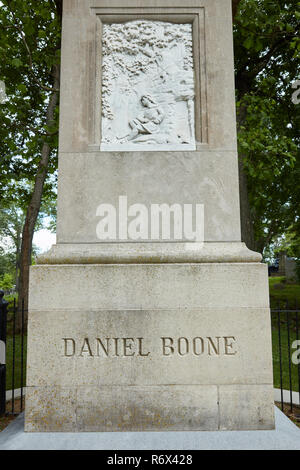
[25,0,275,431]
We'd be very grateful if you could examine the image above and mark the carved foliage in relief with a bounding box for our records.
[101,21,195,150]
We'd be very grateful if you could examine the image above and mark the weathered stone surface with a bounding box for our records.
[56,151,241,244]
[25,0,275,432]
[25,262,274,431]
[219,385,275,431]
[25,385,219,432]
[26,307,273,388]
[56,0,240,245]
[37,242,262,265]
[25,387,77,432]
[25,383,275,432]
[28,263,270,311]
[59,0,236,154]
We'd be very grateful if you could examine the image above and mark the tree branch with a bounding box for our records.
[6,3,59,93]
[232,0,242,20]
[249,37,289,79]
[6,119,58,138]
[52,0,63,21]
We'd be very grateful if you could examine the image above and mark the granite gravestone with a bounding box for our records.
[25,0,275,432]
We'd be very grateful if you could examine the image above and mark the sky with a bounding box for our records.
[33,229,56,254]
[1,229,56,257]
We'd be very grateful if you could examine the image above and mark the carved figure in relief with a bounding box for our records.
[122,94,165,143]
[101,20,196,150]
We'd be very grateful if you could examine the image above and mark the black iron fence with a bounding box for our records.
[0,291,26,417]
[0,292,7,416]
[271,302,300,414]
[0,291,299,419]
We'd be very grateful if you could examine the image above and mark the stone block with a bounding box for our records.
[25,262,274,431]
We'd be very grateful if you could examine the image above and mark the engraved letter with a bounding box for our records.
[63,338,75,357]
[113,338,120,357]
[96,338,110,357]
[80,338,93,357]
[224,336,237,356]
[137,338,150,357]
[193,337,204,356]
[161,337,174,356]
[178,337,189,356]
[123,338,135,357]
[207,337,221,356]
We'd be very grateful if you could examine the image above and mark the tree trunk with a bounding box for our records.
[15,229,20,292]
[236,100,257,252]
[238,155,256,251]
[17,64,60,329]
[232,0,242,20]
[232,2,261,253]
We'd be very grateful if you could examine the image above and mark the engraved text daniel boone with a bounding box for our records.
[62,336,237,357]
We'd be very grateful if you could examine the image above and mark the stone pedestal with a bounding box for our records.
[25,0,275,431]
[25,261,274,431]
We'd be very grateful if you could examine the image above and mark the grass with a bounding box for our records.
[5,333,27,391]
[269,276,300,309]
[269,276,300,392]
[271,313,299,392]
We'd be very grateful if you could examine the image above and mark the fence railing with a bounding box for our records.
[271,302,300,413]
[0,292,299,419]
[0,292,7,416]
[0,291,26,417]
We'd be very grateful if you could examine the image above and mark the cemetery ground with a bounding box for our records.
[269,276,300,309]
[0,399,22,432]
[1,275,299,432]
[275,402,300,429]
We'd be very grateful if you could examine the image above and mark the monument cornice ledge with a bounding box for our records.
[37,242,262,265]
[59,148,238,155]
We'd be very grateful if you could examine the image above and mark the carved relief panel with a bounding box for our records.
[100,20,196,151]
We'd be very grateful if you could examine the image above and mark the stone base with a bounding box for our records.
[25,261,275,432]
[25,385,274,432]
[2,408,300,450]
[37,242,261,265]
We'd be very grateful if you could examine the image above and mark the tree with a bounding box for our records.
[0,0,62,325]
[232,0,243,19]
[0,273,14,291]
[0,204,25,288]
[233,0,299,252]
[0,200,52,289]
[0,249,15,279]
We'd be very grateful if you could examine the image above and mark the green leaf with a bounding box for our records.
[17,84,27,94]
[11,58,23,68]
[243,37,254,49]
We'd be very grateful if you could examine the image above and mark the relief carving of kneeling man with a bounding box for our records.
[123,94,165,143]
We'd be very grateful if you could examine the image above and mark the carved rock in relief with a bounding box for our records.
[101,21,196,151]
